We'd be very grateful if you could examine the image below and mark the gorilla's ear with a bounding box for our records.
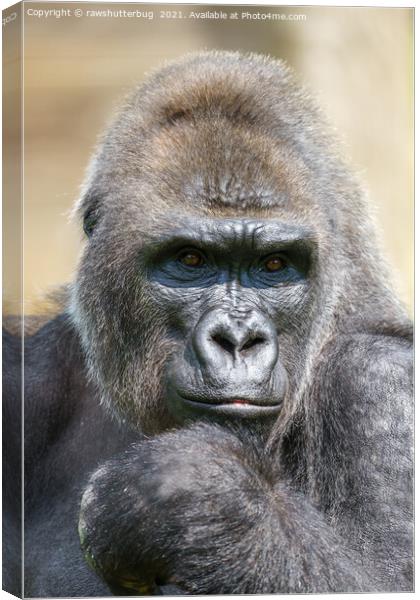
[83,206,98,238]
[74,189,102,238]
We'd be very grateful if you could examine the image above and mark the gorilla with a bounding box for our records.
[3,51,413,597]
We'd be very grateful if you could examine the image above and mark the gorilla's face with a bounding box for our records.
[147,215,314,424]
[72,111,322,433]
[73,204,317,433]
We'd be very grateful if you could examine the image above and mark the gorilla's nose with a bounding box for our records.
[192,307,279,384]
[211,317,267,358]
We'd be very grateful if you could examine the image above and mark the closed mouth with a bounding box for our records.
[179,394,282,417]
[180,393,280,408]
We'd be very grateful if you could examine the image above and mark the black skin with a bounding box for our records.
[3,51,413,596]
[153,217,307,423]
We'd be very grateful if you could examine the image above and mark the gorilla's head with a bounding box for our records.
[71,51,401,434]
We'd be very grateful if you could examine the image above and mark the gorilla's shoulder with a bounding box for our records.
[24,312,85,370]
[337,330,412,365]
[4,312,88,398]
[22,314,98,468]
[29,313,93,427]
[22,313,91,420]
[319,330,412,407]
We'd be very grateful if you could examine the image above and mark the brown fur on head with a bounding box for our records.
[70,51,406,434]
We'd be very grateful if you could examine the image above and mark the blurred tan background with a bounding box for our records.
[3,2,414,314]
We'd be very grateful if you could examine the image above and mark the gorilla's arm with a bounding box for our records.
[308,333,413,590]
[79,334,412,595]
[79,423,373,595]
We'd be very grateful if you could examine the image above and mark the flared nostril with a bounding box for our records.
[211,334,236,356]
[240,336,266,353]
[211,332,267,356]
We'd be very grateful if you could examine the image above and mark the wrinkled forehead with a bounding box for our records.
[143,213,317,250]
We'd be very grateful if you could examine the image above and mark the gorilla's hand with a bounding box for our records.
[79,423,372,595]
[79,423,271,594]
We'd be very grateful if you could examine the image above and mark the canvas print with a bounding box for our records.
[2,2,413,597]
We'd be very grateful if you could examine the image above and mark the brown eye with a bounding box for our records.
[264,255,286,272]
[178,250,204,268]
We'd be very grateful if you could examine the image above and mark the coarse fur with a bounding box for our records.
[3,51,413,597]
